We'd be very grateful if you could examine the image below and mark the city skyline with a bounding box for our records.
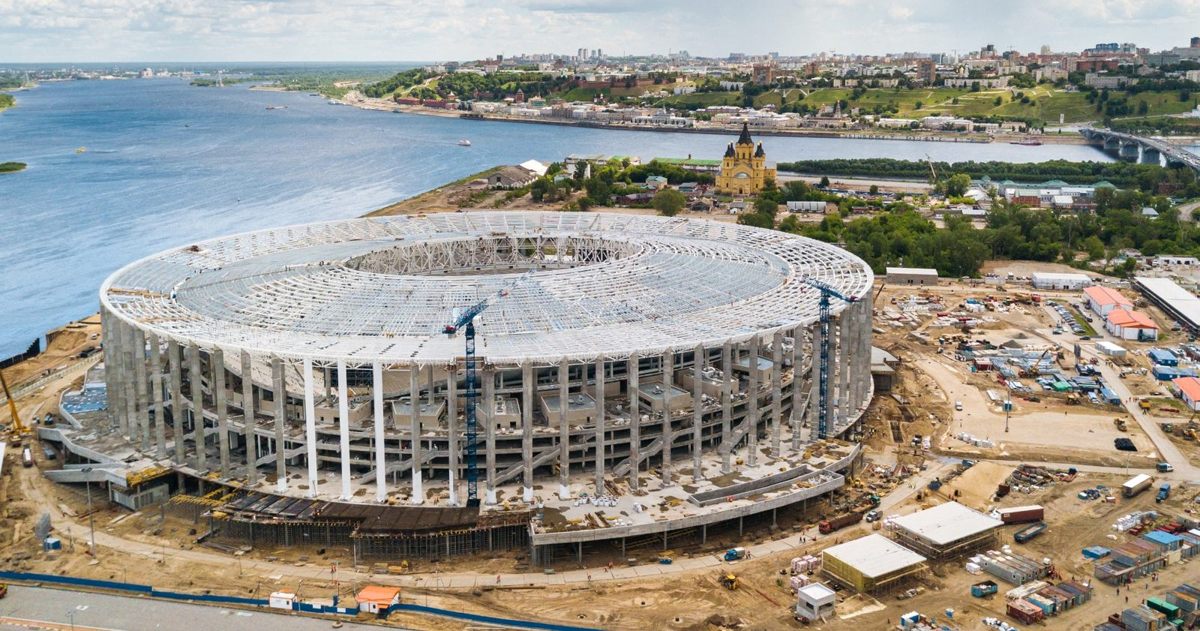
[2,0,1199,63]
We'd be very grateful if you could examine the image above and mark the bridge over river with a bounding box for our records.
[1080,127,1200,173]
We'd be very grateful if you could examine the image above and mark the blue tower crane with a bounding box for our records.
[800,278,859,440]
[443,275,529,506]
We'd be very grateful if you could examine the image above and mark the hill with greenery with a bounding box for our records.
[0,93,13,111]
[776,158,1199,194]
[1,161,27,173]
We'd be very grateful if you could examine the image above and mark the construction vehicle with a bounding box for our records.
[1,368,31,441]
[1157,462,1174,473]
[1157,483,1171,503]
[819,510,864,534]
[724,547,748,562]
[1114,418,1127,432]
[719,573,739,590]
[1140,400,1152,411]
[0,582,7,599]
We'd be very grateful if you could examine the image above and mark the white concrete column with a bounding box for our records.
[408,366,422,504]
[838,312,851,429]
[189,344,206,470]
[271,357,287,492]
[303,357,319,497]
[790,328,805,451]
[483,365,497,505]
[168,341,184,465]
[373,362,387,503]
[810,320,823,440]
[213,348,231,478]
[660,349,672,487]
[338,360,353,500]
[149,333,167,458]
[132,328,150,451]
[771,330,783,457]
[594,357,606,493]
[720,342,733,474]
[522,363,534,503]
[558,360,570,500]
[627,352,640,491]
[692,344,704,483]
[120,323,137,440]
[446,363,459,506]
[746,336,759,467]
[241,350,257,484]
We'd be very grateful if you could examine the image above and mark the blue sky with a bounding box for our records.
[1,0,1198,62]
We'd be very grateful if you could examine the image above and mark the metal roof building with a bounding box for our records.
[890,501,1003,559]
[822,534,927,593]
[885,267,939,286]
[1135,276,1200,334]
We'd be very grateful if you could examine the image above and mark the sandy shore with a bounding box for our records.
[332,91,1090,145]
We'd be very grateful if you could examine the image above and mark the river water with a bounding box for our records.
[0,79,1116,357]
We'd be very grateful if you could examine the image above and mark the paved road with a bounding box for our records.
[0,585,385,631]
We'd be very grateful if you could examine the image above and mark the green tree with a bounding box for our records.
[1137,100,1149,115]
[943,173,972,197]
[818,176,831,188]
[868,184,879,195]
[993,96,1003,106]
[652,188,687,217]
[753,196,779,217]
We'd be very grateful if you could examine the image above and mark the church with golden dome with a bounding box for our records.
[716,123,776,195]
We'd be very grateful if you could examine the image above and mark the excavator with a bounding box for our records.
[1,368,31,444]
[719,572,739,590]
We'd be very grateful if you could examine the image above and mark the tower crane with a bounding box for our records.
[443,274,530,506]
[800,278,859,439]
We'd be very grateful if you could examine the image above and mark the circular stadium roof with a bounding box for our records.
[101,212,874,364]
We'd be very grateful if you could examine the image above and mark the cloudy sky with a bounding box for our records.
[1,0,1198,62]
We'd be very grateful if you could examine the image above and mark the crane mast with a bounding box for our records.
[800,278,858,440]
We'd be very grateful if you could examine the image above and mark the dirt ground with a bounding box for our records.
[1,315,100,389]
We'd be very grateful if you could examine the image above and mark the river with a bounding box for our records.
[0,78,1116,357]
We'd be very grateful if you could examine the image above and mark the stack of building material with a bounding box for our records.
[1119,604,1171,631]
[1005,580,1049,601]
[791,554,821,574]
[976,549,1048,584]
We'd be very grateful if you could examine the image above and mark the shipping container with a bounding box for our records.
[998,505,1044,524]
[1123,474,1154,497]
[1014,522,1047,543]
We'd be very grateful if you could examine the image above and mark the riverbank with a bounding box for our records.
[332,91,1089,145]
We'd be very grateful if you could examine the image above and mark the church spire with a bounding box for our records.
[736,122,754,146]
[754,142,765,158]
[724,143,735,158]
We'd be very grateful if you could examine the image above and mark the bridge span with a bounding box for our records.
[1080,127,1200,174]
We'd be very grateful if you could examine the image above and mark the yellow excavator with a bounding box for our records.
[720,572,739,590]
[1,368,31,442]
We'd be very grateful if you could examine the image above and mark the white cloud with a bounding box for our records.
[0,0,1197,61]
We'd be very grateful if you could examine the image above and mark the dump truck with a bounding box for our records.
[1123,474,1154,498]
[1014,522,1048,543]
[997,505,1044,524]
[1156,483,1171,503]
[819,510,864,535]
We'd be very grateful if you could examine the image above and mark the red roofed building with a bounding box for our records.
[1173,376,1200,411]
[1105,308,1158,341]
[1084,286,1133,317]
[356,585,402,615]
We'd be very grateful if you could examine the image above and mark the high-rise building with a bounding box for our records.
[1191,36,1200,48]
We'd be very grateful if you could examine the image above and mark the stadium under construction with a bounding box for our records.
[42,211,876,563]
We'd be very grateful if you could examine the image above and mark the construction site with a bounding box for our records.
[2,211,1200,631]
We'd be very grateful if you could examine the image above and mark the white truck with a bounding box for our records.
[1122,473,1153,498]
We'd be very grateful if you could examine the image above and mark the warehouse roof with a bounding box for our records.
[1173,376,1200,401]
[822,534,927,578]
[891,502,1002,545]
[1031,272,1091,282]
[1135,276,1200,330]
[1084,286,1132,308]
[1106,309,1157,330]
[886,267,939,277]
